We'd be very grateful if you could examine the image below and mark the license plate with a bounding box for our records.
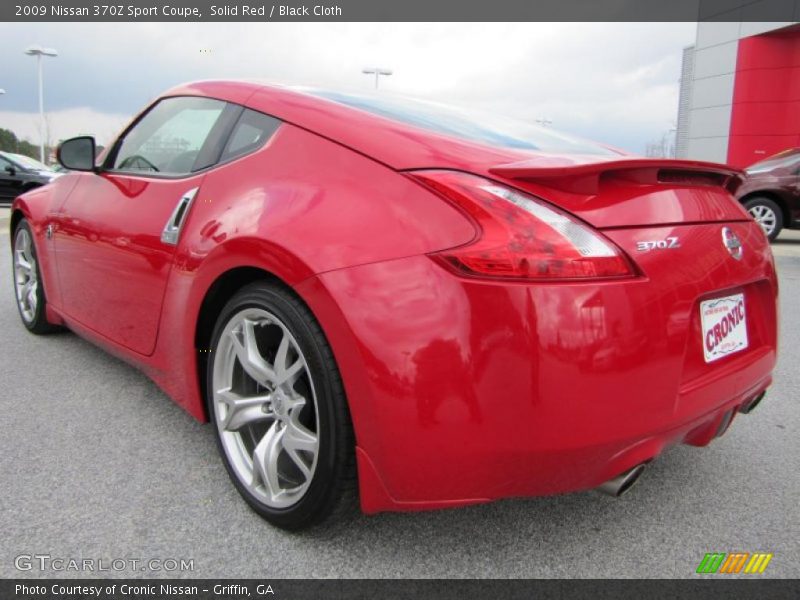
[700,293,748,363]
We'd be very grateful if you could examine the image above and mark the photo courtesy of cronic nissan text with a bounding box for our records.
[0,1,798,598]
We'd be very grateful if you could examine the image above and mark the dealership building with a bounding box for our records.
[676,20,800,167]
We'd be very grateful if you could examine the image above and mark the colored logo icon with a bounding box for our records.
[696,552,773,574]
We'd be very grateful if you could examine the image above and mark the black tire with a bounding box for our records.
[12,219,59,334]
[206,281,357,530]
[743,196,783,242]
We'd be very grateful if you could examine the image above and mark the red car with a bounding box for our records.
[10,82,778,530]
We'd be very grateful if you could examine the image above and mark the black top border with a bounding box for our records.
[3,0,800,22]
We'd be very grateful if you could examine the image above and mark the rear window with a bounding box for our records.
[221,109,281,162]
[309,90,616,156]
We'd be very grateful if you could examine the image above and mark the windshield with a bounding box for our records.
[746,149,800,174]
[7,153,52,171]
[309,90,617,156]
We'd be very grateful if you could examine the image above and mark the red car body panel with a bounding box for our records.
[55,172,209,355]
[11,81,779,514]
[296,222,776,511]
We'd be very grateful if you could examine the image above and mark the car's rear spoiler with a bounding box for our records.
[489,157,744,195]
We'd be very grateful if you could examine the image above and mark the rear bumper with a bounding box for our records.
[297,223,778,513]
[356,374,770,513]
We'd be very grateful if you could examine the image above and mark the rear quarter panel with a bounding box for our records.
[155,122,475,419]
[295,220,777,507]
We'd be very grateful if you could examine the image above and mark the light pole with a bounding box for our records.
[25,44,58,163]
[362,67,392,90]
[669,126,677,159]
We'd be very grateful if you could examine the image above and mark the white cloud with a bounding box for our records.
[1,22,695,153]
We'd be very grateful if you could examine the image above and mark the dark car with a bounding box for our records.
[0,151,61,204]
[736,148,800,241]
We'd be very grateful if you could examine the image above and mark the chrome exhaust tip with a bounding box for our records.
[596,464,647,497]
[740,392,765,415]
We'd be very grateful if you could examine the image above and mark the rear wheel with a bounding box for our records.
[206,281,356,530]
[744,196,783,241]
[13,220,57,334]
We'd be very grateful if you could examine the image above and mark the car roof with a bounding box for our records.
[158,80,610,172]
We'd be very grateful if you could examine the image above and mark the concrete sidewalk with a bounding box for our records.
[771,229,800,258]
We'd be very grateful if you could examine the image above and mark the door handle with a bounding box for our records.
[161,187,198,245]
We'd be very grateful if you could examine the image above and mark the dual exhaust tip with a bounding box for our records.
[596,463,647,498]
[740,392,765,415]
[596,391,767,498]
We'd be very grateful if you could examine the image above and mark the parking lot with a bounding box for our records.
[1,207,798,579]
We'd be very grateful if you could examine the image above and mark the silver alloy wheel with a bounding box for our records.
[14,227,38,323]
[748,204,778,237]
[212,307,320,509]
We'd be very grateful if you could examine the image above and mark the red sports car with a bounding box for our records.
[10,81,778,530]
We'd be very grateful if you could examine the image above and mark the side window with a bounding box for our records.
[111,97,227,175]
[220,109,281,163]
[0,156,13,172]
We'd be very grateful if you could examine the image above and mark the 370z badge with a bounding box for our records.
[636,236,680,251]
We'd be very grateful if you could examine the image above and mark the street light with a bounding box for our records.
[362,67,392,90]
[535,118,553,127]
[669,126,677,159]
[25,44,58,163]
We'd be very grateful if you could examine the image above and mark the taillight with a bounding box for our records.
[410,170,635,281]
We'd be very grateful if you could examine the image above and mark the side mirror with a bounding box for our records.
[57,136,97,172]
[4,165,15,176]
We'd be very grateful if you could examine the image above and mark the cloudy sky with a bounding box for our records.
[0,22,696,153]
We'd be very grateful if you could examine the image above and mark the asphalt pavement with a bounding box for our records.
[1,209,798,578]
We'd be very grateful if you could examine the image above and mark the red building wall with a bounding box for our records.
[727,26,800,168]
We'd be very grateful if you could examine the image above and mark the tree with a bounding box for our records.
[0,127,52,162]
[0,128,20,153]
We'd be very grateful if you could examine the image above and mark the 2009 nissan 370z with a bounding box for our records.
[10,81,778,530]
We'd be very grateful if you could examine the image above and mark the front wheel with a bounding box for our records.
[13,220,58,334]
[744,197,783,242]
[206,281,356,530]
